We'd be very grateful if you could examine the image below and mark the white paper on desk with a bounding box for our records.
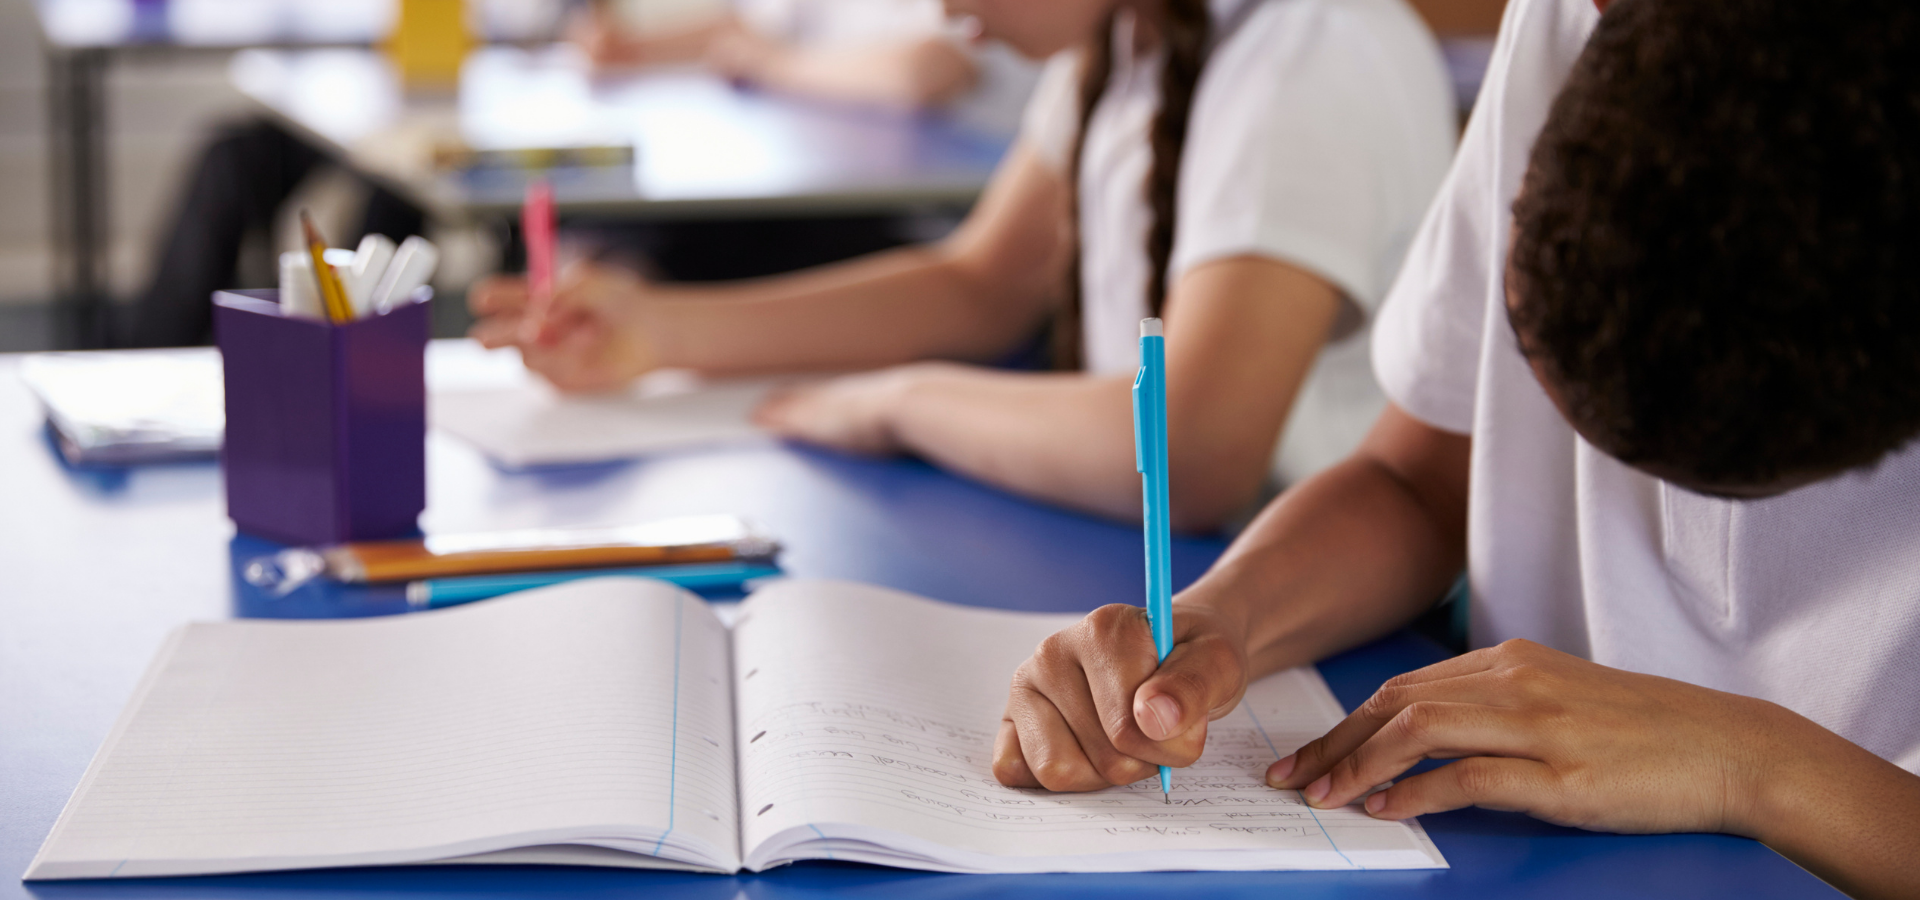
[24,579,744,880]
[25,578,1447,880]
[19,349,225,464]
[430,370,778,467]
[733,582,1448,873]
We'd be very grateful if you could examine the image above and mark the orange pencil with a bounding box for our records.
[299,210,354,323]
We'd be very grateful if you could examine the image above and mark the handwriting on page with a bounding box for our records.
[730,581,1435,868]
[743,688,1341,842]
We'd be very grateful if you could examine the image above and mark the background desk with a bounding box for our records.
[0,345,1840,899]
[31,0,563,349]
[228,46,1014,220]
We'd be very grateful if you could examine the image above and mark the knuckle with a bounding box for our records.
[1495,638,1541,661]
[1290,736,1325,766]
[1111,726,1160,761]
[1333,746,1370,785]
[1455,760,1503,801]
[1378,670,1422,693]
[1096,754,1149,786]
[1032,757,1094,792]
[991,754,1027,786]
[1359,683,1408,722]
[1499,663,1558,700]
[1086,604,1143,638]
[1493,661,1532,685]
[1009,660,1041,694]
[1032,633,1077,670]
[1393,702,1438,742]
[1005,676,1050,716]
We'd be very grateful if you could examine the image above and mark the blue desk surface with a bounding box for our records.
[0,353,1838,899]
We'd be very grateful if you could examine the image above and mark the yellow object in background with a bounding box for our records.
[387,0,474,88]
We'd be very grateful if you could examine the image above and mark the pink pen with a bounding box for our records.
[521,178,557,342]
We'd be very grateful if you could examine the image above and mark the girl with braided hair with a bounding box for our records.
[470,0,1455,531]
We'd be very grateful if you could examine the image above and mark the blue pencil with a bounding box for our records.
[1132,317,1174,804]
[405,561,782,609]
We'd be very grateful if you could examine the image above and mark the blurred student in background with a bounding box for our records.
[472,0,1459,532]
[577,0,979,111]
[121,0,1026,347]
[554,0,1039,284]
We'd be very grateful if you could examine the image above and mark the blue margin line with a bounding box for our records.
[807,824,834,860]
[652,594,686,857]
[1241,704,1359,870]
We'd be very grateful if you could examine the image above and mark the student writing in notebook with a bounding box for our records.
[470,0,1457,531]
[990,1,1920,897]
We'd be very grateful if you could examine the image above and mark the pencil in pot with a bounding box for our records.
[299,210,354,324]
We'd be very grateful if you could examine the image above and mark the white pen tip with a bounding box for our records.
[1140,318,1164,338]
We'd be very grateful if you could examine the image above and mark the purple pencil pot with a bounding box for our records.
[214,288,429,545]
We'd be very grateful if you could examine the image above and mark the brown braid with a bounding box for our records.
[1054,0,1214,370]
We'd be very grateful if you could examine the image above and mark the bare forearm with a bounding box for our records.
[887,366,1141,520]
[650,246,1045,375]
[1180,457,1464,676]
[576,15,732,68]
[1175,406,1471,676]
[755,39,977,109]
[1748,721,1920,900]
[643,145,1067,375]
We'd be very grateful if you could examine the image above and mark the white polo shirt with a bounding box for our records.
[1372,0,1920,772]
[1021,0,1457,485]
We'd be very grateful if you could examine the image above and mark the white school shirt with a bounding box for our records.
[1020,0,1456,485]
[1372,0,1920,772]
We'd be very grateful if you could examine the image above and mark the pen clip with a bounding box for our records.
[1132,366,1147,475]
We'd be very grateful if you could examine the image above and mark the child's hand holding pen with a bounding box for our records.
[468,262,665,393]
[993,602,1251,792]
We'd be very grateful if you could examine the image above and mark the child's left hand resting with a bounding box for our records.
[751,365,933,456]
[1271,638,1894,841]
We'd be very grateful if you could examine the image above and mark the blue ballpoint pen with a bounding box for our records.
[1132,317,1174,804]
[405,561,782,609]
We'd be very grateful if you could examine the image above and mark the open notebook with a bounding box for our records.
[25,579,1446,879]
[431,370,778,468]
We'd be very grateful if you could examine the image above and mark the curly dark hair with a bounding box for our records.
[1508,0,1920,488]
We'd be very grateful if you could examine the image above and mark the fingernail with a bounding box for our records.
[1142,694,1181,741]
[1267,753,1296,787]
[1304,774,1331,806]
[1365,792,1387,816]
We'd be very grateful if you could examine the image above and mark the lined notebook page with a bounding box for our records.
[731,581,1445,873]
[26,579,739,879]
